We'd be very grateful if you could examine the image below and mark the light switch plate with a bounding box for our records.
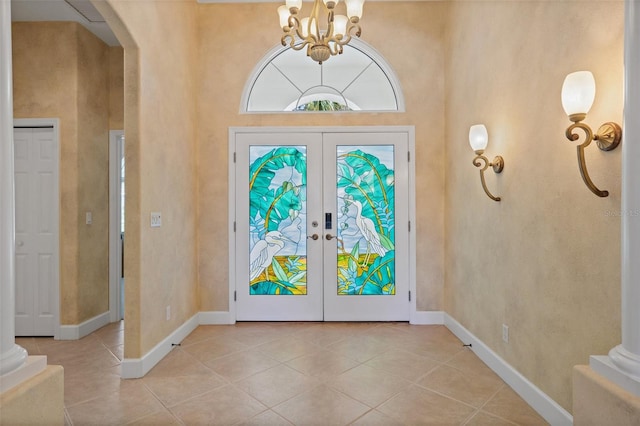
[151,212,162,228]
[86,211,92,225]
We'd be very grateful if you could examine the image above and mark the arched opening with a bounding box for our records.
[242,39,404,113]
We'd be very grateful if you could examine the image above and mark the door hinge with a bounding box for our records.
[234,290,237,302]
[409,290,411,302]
[233,221,236,232]
[408,151,410,162]
[408,221,411,232]
[233,152,236,163]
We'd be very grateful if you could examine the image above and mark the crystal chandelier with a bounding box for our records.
[278,0,365,64]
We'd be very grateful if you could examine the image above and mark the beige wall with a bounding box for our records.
[444,1,623,411]
[109,47,124,130]
[98,0,199,357]
[12,22,113,325]
[196,1,447,312]
[77,25,111,320]
[0,365,64,425]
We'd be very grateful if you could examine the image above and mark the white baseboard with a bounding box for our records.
[198,311,234,325]
[58,311,111,340]
[410,310,444,325]
[444,314,573,426]
[121,314,199,379]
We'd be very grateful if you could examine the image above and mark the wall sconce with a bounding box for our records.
[469,124,504,202]
[561,71,621,197]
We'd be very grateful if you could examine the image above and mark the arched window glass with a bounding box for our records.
[242,40,404,113]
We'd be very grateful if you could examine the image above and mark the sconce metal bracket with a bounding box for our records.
[565,121,622,197]
[473,153,503,202]
[595,122,622,151]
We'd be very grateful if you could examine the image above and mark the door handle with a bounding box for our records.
[325,234,336,240]
[307,234,319,240]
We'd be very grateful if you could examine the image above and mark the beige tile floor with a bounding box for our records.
[17,322,549,425]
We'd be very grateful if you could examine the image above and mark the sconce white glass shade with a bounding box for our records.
[278,5,290,28]
[561,71,596,117]
[469,124,489,152]
[286,0,302,11]
[345,0,365,19]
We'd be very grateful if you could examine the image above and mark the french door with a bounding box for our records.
[234,130,410,321]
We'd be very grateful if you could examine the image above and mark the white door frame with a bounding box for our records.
[13,118,60,339]
[228,126,417,322]
[109,130,124,323]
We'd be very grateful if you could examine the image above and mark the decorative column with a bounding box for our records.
[591,0,640,396]
[0,0,27,377]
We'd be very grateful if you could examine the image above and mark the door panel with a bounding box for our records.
[14,127,57,336]
[234,130,410,321]
[236,133,324,320]
[323,133,409,321]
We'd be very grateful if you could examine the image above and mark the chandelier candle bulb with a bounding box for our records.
[334,15,348,37]
[345,0,364,20]
[286,0,302,13]
[278,5,290,29]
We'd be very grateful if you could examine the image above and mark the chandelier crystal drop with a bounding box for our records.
[278,0,365,64]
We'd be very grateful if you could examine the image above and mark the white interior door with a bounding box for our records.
[234,130,410,321]
[14,126,59,336]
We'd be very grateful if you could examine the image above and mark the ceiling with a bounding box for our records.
[11,0,119,46]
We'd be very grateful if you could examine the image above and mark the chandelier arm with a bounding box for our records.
[325,9,335,41]
[335,22,361,47]
[326,42,342,56]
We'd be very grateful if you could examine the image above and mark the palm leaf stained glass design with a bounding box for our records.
[248,144,395,296]
[249,146,307,295]
[336,145,395,295]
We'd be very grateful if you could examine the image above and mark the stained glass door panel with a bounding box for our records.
[336,145,396,296]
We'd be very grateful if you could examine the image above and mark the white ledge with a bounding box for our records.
[590,354,640,397]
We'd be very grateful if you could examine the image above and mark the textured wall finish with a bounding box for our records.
[108,47,124,130]
[0,365,64,425]
[13,22,115,326]
[444,1,623,411]
[76,25,110,321]
[196,1,447,313]
[573,365,640,424]
[12,22,81,324]
[99,0,199,358]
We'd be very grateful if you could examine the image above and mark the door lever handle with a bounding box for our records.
[325,234,336,240]
[307,234,319,240]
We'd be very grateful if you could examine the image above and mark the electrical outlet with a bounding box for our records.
[151,212,162,228]
[166,305,171,321]
[502,324,509,343]
[86,211,92,225]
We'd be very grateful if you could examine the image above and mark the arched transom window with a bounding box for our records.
[242,40,404,113]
